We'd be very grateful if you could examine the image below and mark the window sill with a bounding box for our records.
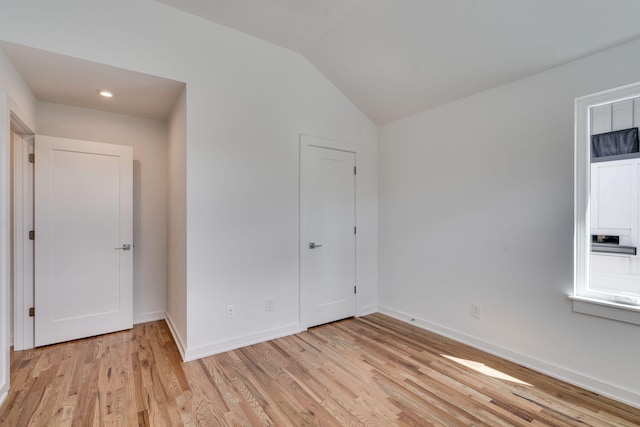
[569,295,640,326]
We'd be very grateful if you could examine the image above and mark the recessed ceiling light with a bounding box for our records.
[98,90,113,98]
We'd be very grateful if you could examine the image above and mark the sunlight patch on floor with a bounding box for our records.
[442,355,532,386]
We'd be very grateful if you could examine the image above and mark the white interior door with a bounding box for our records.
[301,138,356,328]
[34,135,133,347]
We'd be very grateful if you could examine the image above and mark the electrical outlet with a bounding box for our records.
[265,298,275,312]
[227,305,235,318]
[471,304,481,319]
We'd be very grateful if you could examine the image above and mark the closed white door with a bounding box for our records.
[301,140,356,328]
[34,135,133,347]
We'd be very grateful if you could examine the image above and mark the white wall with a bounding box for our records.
[379,38,640,407]
[0,47,36,407]
[36,101,168,324]
[181,24,378,358]
[166,87,187,353]
[0,0,378,360]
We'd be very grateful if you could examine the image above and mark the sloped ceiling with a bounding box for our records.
[154,0,640,125]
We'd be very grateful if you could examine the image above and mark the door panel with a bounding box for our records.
[35,135,133,347]
[301,140,356,328]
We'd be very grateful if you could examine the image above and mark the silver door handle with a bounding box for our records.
[115,244,132,250]
[309,242,323,249]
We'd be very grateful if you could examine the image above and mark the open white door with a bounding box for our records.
[301,137,356,328]
[34,135,133,347]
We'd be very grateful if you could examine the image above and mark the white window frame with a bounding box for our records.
[572,82,640,325]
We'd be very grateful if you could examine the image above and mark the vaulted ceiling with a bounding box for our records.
[154,0,640,125]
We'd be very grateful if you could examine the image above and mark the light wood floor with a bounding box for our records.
[1,314,638,426]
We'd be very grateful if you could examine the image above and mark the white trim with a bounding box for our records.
[299,134,359,330]
[358,304,378,317]
[183,323,302,362]
[133,311,165,325]
[299,133,358,152]
[0,92,10,412]
[164,312,186,360]
[12,130,23,350]
[11,129,34,351]
[10,111,35,352]
[569,295,640,326]
[9,111,32,135]
[378,305,640,409]
[574,82,640,323]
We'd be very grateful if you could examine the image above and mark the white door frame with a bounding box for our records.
[11,112,34,351]
[0,96,10,406]
[2,103,36,404]
[299,134,358,329]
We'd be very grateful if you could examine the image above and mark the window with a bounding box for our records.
[573,83,640,325]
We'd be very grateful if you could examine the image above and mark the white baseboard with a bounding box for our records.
[377,305,640,409]
[133,311,166,325]
[164,312,186,360]
[359,304,378,317]
[183,323,303,362]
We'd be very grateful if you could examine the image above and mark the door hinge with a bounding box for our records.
[354,286,357,294]
[29,230,34,240]
[28,153,34,163]
[354,166,357,175]
[354,226,356,235]
[28,307,35,317]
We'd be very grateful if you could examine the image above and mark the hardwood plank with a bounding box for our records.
[1,314,638,426]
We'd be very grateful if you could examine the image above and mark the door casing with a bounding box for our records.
[11,120,34,351]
